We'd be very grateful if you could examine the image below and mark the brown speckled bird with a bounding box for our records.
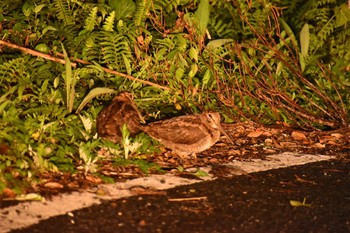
[140,112,233,158]
[96,92,145,143]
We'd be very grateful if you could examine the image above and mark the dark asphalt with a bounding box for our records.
[11,159,350,233]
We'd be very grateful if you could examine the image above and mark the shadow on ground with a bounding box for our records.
[11,159,350,233]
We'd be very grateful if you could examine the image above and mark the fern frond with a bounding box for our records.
[53,0,74,25]
[134,0,152,27]
[0,58,27,81]
[103,11,116,32]
[208,16,235,38]
[316,0,337,7]
[153,0,179,13]
[0,57,31,99]
[84,7,98,32]
[316,18,336,45]
[56,24,79,52]
[100,32,132,71]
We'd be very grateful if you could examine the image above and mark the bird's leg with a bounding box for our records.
[175,151,193,162]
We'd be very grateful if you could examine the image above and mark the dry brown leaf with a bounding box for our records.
[247,131,263,138]
[326,140,339,145]
[95,187,111,196]
[0,143,10,155]
[227,149,241,156]
[2,187,16,198]
[44,181,64,189]
[312,142,326,148]
[291,131,307,141]
[85,175,102,184]
[330,133,343,139]
[234,125,246,134]
[262,131,273,137]
[67,182,80,189]
[279,141,298,147]
[319,135,337,143]
[264,138,274,146]
[263,148,277,154]
[270,128,285,135]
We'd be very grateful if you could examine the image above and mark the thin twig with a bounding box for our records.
[168,196,208,202]
[0,40,77,67]
[0,40,169,91]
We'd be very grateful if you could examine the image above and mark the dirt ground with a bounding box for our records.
[10,159,350,233]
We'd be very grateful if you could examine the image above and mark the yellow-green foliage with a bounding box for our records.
[0,0,349,194]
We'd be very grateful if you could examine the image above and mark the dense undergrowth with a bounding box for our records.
[0,0,349,194]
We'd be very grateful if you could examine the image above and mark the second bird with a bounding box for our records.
[96,92,145,143]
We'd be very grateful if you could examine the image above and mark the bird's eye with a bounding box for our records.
[206,113,214,121]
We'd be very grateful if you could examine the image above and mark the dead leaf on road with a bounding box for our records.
[291,131,307,141]
[247,131,263,138]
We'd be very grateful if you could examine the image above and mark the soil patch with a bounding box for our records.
[11,159,350,233]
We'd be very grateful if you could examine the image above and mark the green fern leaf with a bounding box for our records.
[53,0,74,25]
[100,32,132,70]
[103,11,116,32]
[84,7,98,32]
[134,0,151,27]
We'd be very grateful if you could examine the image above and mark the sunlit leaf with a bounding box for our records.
[76,87,117,113]
[194,0,210,37]
[300,23,309,57]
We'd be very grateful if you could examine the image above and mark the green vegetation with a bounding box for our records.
[0,0,349,194]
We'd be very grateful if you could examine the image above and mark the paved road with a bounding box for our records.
[10,159,350,233]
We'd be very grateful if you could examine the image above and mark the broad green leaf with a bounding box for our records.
[14,193,45,202]
[175,67,185,80]
[278,18,298,46]
[76,87,117,113]
[188,64,198,78]
[206,39,234,49]
[0,100,11,114]
[202,69,211,87]
[122,53,132,75]
[34,4,46,13]
[61,43,75,113]
[194,0,210,37]
[22,2,33,17]
[110,0,136,20]
[194,169,209,177]
[290,198,311,207]
[299,52,305,72]
[335,4,350,27]
[189,47,198,62]
[300,23,309,57]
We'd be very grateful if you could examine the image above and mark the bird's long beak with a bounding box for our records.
[126,92,146,124]
[129,99,146,124]
[217,124,234,144]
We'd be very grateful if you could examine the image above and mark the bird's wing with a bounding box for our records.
[145,122,207,145]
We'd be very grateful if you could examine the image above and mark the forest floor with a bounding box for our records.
[1,123,349,232]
